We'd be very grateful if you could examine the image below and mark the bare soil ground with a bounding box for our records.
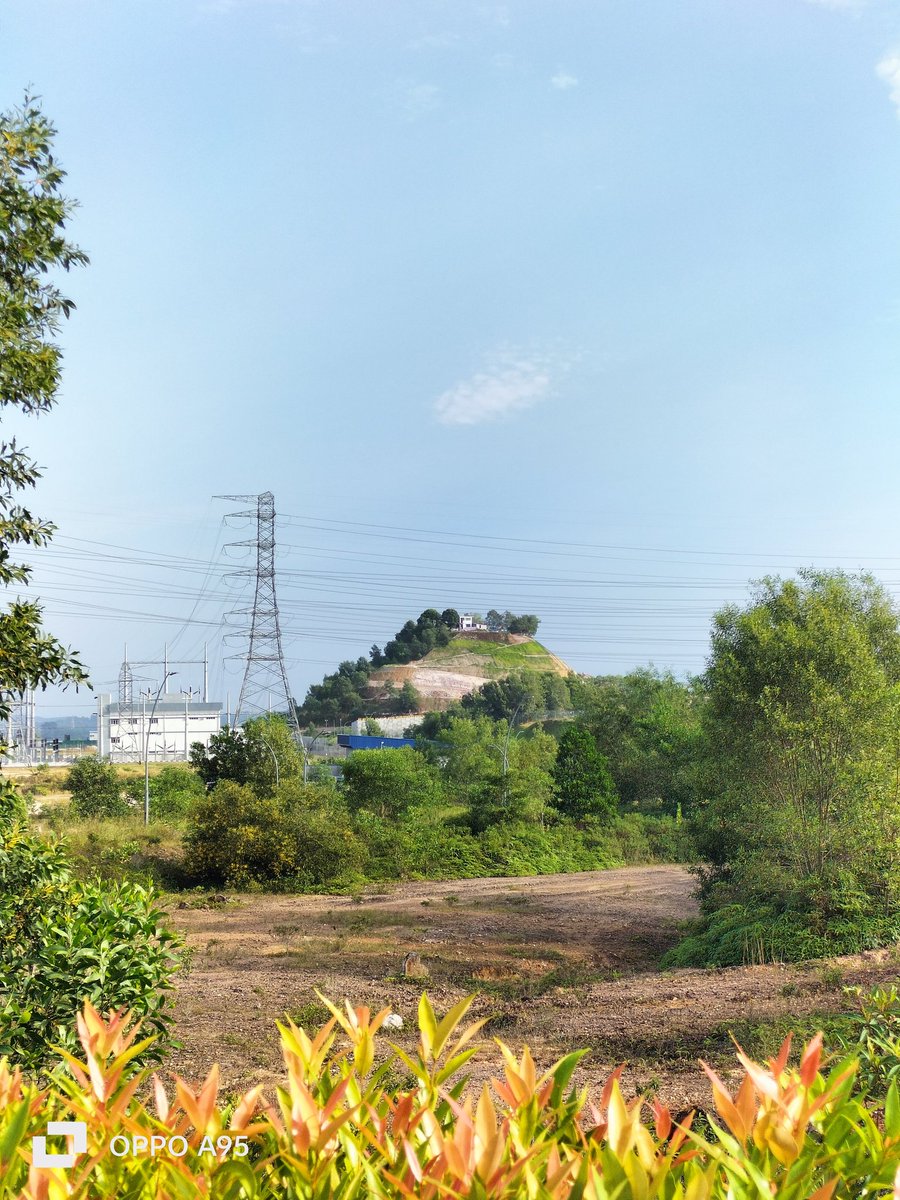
[167,865,900,1110]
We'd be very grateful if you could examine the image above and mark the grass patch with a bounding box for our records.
[38,811,188,887]
[286,1000,333,1029]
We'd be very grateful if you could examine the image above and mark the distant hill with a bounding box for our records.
[365,631,573,711]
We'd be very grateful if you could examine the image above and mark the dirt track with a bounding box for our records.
[167,865,900,1110]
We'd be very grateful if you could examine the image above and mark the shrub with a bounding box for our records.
[0,790,181,1073]
[124,763,205,819]
[66,756,129,818]
[3,993,900,1197]
[184,780,364,888]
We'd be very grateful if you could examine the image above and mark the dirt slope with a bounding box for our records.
[366,633,574,710]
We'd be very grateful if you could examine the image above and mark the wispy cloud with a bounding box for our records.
[802,0,866,8]
[877,50,900,117]
[551,71,578,90]
[394,80,440,121]
[434,349,563,426]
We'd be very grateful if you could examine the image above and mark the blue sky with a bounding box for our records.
[4,0,900,717]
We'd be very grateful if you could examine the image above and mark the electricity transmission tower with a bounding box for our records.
[217,491,298,732]
[3,689,36,762]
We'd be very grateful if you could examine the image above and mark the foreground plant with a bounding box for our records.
[2,993,900,1198]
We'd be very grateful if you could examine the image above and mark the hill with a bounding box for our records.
[365,631,573,711]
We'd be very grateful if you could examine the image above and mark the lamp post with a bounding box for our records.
[144,671,176,825]
[302,728,326,783]
[501,701,525,778]
[258,735,280,787]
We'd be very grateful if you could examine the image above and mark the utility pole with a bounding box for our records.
[144,672,176,824]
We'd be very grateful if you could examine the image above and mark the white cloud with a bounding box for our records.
[434,350,558,426]
[878,50,900,117]
[550,71,579,90]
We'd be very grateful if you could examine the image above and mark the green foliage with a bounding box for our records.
[7,994,900,1200]
[485,609,540,635]
[837,985,900,1096]
[575,667,703,815]
[551,725,618,821]
[0,96,89,723]
[183,779,363,889]
[380,608,453,666]
[123,764,204,819]
[66,756,129,819]
[190,714,302,797]
[679,570,900,966]
[342,746,444,819]
[0,798,181,1073]
[397,679,421,712]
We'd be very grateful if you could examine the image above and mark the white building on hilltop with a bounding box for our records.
[97,692,223,762]
[459,612,488,631]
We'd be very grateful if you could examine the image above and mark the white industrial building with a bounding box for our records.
[97,692,223,762]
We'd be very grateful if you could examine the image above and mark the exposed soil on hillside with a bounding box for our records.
[166,865,900,1111]
[365,634,574,710]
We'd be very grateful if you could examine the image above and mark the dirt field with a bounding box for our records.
[167,865,900,1110]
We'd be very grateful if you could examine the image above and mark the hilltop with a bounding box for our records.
[365,631,573,711]
[295,609,574,725]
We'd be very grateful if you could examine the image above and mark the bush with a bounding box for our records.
[0,788,181,1073]
[124,764,205,819]
[66,756,129,819]
[3,993,900,1197]
[184,780,364,889]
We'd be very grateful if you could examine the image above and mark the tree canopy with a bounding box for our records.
[0,96,88,722]
[675,570,900,965]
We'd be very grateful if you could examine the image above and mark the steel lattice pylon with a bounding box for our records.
[217,491,298,731]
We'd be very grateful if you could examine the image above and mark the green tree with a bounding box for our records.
[441,608,460,629]
[0,97,88,724]
[243,713,303,795]
[66,756,128,818]
[124,763,204,819]
[190,716,302,797]
[397,679,422,712]
[551,726,617,821]
[508,614,540,636]
[184,779,363,888]
[190,726,255,789]
[577,668,702,815]
[342,747,443,819]
[682,570,900,965]
[442,716,503,808]
[0,97,183,1073]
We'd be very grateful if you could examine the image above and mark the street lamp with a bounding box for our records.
[144,671,176,825]
[258,735,280,787]
[302,728,326,783]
